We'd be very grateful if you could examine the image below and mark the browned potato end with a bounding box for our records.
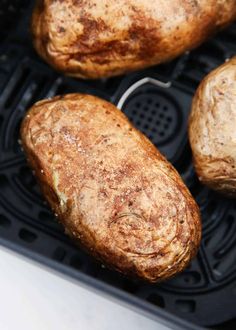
[31,0,236,79]
[189,57,236,197]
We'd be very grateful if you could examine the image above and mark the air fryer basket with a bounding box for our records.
[0,1,236,329]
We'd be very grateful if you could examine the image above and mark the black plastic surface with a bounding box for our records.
[0,1,236,329]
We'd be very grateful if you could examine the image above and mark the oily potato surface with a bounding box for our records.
[21,94,201,282]
[32,0,236,79]
[189,57,236,196]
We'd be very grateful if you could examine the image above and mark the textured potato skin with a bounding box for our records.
[31,0,236,79]
[189,58,236,197]
[21,94,201,282]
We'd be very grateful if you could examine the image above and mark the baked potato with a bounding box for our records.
[189,57,236,197]
[31,0,236,79]
[21,94,201,282]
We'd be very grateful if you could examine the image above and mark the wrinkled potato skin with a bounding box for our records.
[31,0,236,79]
[21,94,201,282]
[189,57,236,197]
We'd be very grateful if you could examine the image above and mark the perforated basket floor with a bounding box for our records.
[0,2,236,329]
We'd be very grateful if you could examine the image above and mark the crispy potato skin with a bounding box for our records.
[189,57,236,197]
[21,94,201,282]
[31,0,236,79]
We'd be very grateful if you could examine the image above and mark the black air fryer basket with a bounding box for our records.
[0,1,236,329]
